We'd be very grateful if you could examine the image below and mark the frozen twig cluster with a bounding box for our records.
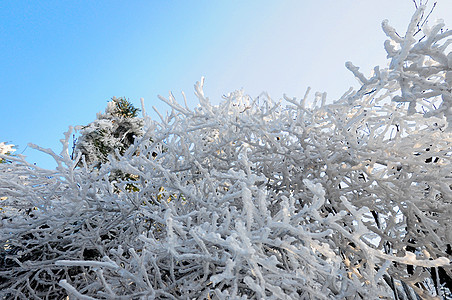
[0,143,15,156]
[1,4,451,299]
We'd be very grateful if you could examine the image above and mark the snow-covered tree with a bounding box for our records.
[0,4,451,299]
[73,97,144,168]
[71,97,146,192]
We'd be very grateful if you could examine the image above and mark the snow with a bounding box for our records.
[1,4,451,299]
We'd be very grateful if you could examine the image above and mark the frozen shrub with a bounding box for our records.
[0,4,451,299]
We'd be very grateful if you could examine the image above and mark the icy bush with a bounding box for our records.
[1,4,451,299]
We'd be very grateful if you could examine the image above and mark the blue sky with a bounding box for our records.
[2,1,452,169]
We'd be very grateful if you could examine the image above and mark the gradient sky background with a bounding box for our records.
[2,0,452,169]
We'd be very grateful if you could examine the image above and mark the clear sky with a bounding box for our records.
[2,0,452,169]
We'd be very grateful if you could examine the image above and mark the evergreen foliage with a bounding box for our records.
[73,97,143,168]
